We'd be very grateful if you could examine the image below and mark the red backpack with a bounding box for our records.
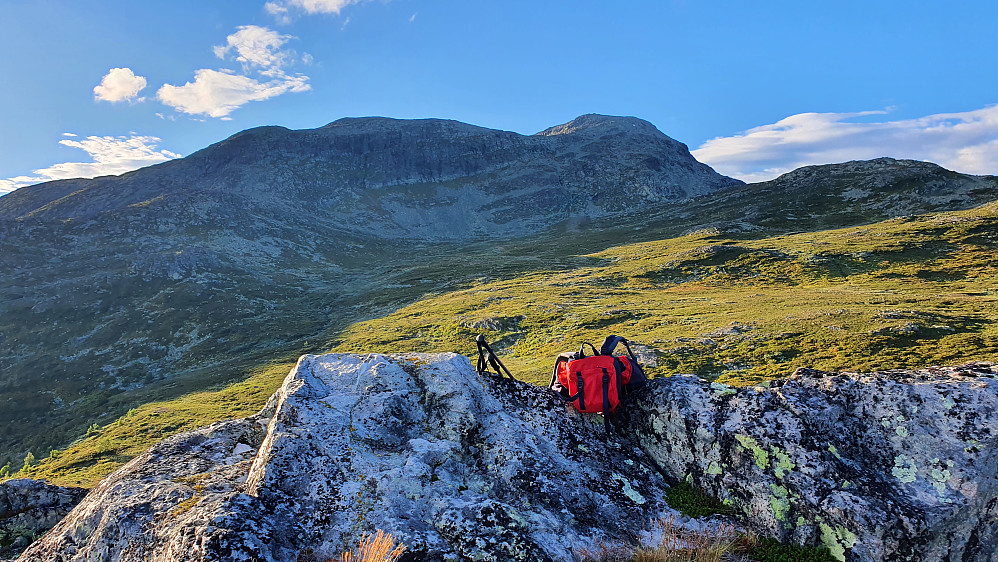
[549,335,646,432]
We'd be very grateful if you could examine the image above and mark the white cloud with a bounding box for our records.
[693,105,998,182]
[157,68,309,118]
[266,0,378,21]
[213,25,293,71]
[409,12,416,23]
[157,25,310,119]
[0,135,181,195]
[93,67,148,103]
[264,1,291,23]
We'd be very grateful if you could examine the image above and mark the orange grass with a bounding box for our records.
[334,530,406,562]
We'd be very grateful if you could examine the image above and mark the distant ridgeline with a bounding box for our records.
[1,114,997,483]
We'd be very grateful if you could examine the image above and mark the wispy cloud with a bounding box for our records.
[94,67,148,103]
[157,25,310,119]
[693,105,998,183]
[213,25,295,71]
[157,69,309,119]
[267,0,371,18]
[0,135,181,195]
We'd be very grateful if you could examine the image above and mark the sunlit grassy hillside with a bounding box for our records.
[7,201,997,487]
[332,202,998,386]
[10,361,291,488]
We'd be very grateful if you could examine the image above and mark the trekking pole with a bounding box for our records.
[475,334,515,380]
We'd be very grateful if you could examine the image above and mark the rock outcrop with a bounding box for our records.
[622,363,998,561]
[19,355,998,561]
[0,479,85,560]
[20,353,676,561]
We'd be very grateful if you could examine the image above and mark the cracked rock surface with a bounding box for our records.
[21,353,673,561]
[0,479,85,561]
[621,362,998,562]
[20,355,998,561]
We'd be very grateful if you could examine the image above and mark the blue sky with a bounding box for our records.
[2,0,997,194]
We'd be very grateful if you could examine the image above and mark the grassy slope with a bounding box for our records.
[12,361,292,488]
[331,202,998,386]
[7,201,998,487]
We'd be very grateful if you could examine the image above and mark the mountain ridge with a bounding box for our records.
[0,114,739,232]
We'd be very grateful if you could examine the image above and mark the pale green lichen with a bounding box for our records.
[710,382,735,397]
[707,461,723,475]
[735,434,770,470]
[796,516,807,527]
[769,484,790,522]
[841,480,851,489]
[771,447,796,479]
[896,425,909,438]
[827,444,842,459]
[819,523,857,562]
[930,467,951,496]
[942,396,955,410]
[612,473,646,505]
[892,454,917,483]
[722,498,733,506]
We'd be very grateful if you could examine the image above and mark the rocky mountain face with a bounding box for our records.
[17,354,997,561]
[0,114,738,239]
[0,479,85,560]
[660,157,998,234]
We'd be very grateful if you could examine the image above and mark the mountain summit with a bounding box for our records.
[0,114,740,239]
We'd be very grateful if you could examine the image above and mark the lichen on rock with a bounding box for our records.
[21,353,677,561]
[620,362,998,562]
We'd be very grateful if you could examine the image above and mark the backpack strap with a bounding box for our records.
[601,367,612,434]
[614,357,625,401]
[600,334,639,362]
[578,342,600,358]
[475,335,515,380]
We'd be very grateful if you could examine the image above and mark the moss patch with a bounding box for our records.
[663,481,731,518]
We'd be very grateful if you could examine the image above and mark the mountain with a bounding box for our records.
[0,114,738,468]
[0,114,738,239]
[697,157,998,232]
[1,114,997,473]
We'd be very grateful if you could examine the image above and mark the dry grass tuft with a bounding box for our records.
[577,516,737,562]
[335,530,406,562]
[634,516,737,562]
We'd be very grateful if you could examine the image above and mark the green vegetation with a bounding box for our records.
[742,536,837,562]
[577,515,835,562]
[5,360,291,488]
[663,481,731,518]
[331,202,998,386]
[5,202,998,492]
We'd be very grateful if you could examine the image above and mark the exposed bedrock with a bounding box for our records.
[19,355,998,561]
[21,353,674,561]
[621,363,998,561]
